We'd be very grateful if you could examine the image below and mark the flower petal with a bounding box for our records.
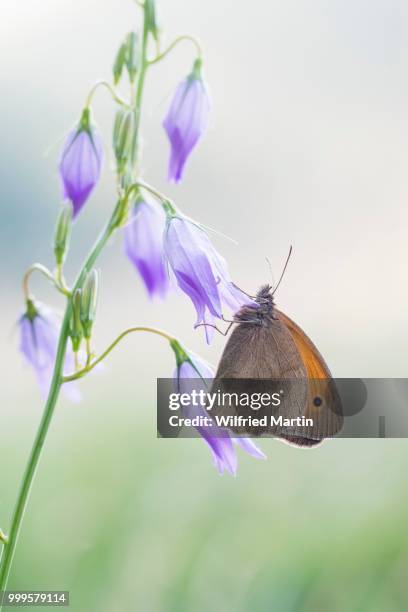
[124,201,169,298]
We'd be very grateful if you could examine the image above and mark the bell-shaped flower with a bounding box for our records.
[172,345,266,475]
[59,107,103,217]
[19,300,80,402]
[164,213,254,343]
[124,199,169,298]
[163,59,210,183]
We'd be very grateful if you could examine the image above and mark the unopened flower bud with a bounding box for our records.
[145,0,159,40]
[70,289,83,352]
[54,202,73,266]
[163,58,210,183]
[19,300,80,401]
[80,270,99,339]
[59,107,103,217]
[125,32,138,82]
[113,42,127,86]
[113,108,136,174]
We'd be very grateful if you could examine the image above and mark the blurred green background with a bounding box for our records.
[1,0,408,610]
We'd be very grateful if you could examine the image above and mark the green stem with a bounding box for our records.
[63,326,176,382]
[132,8,149,175]
[85,80,131,109]
[0,4,152,600]
[127,179,170,204]
[148,34,202,65]
[23,263,70,300]
[85,338,92,367]
[0,223,114,598]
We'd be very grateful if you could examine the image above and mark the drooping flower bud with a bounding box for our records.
[163,58,210,183]
[19,299,80,401]
[59,107,103,217]
[69,289,83,353]
[163,213,255,343]
[113,108,136,175]
[170,341,266,475]
[80,269,99,339]
[54,202,73,267]
[124,198,169,299]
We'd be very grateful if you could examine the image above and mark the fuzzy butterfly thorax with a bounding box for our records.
[235,284,276,325]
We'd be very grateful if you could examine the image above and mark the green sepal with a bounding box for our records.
[25,298,38,322]
[170,339,189,367]
[54,202,73,266]
[162,200,177,218]
[190,57,203,81]
[79,107,91,133]
[80,270,99,339]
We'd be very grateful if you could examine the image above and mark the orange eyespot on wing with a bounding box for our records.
[275,309,343,441]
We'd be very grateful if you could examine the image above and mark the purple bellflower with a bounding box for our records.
[163,58,210,183]
[172,345,266,475]
[124,199,169,299]
[59,107,103,217]
[19,300,80,402]
[164,212,255,343]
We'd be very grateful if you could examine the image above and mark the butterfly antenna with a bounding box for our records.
[272,246,293,295]
[265,256,275,287]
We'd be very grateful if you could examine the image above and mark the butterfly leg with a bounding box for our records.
[194,321,234,336]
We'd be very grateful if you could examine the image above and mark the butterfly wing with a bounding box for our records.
[275,309,343,444]
[215,319,307,379]
[211,319,309,436]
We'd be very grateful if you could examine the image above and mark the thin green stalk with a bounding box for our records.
[85,80,131,109]
[147,34,202,65]
[0,222,113,598]
[132,10,149,174]
[0,4,151,599]
[127,179,170,204]
[63,326,176,382]
[23,263,70,299]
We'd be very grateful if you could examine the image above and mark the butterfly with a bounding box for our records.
[209,253,343,446]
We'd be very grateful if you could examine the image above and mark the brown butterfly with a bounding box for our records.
[210,255,343,447]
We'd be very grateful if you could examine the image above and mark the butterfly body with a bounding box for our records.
[212,285,343,446]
